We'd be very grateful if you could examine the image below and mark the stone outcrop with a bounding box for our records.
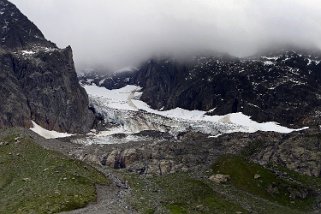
[252,132,321,177]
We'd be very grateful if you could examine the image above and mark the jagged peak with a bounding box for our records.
[0,0,56,50]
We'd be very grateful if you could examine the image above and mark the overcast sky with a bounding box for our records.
[10,0,321,71]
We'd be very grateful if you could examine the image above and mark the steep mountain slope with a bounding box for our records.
[0,0,55,49]
[82,48,321,127]
[0,0,94,133]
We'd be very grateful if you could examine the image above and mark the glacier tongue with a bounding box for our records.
[81,84,308,145]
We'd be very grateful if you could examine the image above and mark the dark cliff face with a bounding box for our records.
[0,51,31,127]
[81,49,321,127]
[134,52,321,126]
[0,0,94,133]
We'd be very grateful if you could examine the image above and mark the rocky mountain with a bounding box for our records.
[81,48,321,127]
[0,0,55,49]
[0,0,94,133]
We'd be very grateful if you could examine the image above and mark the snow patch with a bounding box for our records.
[208,134,223,138]
[30,121,73,139]
[99,78,106,86]
[21,50,35,55]
[263,61,274,65]
[262,56,279,60]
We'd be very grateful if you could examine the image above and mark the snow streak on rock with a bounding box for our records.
[30,121,73,139]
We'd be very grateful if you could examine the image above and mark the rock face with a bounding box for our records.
[81,48,321,127]
[135,51,321,127]
[0,52,31,127]
[0,0,94,133]
[252,131,321,177]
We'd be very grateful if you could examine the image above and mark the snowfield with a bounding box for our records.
[30,121,73,139]
[79,84,308,144]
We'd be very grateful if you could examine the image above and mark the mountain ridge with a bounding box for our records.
[80,47,321,128]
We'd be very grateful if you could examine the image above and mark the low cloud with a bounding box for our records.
[10,0,321,71]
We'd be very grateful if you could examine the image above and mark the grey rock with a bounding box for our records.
[209,174,231,184]
[0,0,94,133]
[252,131,321,177]
[254,174,261,179]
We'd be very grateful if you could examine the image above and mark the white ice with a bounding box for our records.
[84,84,308,135]
[30,121,73,139]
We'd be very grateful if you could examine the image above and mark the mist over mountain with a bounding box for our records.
[10,0,321,71]
[3,1,321,213]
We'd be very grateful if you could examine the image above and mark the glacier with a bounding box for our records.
[78,84,308,145]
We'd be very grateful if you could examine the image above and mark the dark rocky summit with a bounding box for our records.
[0,0,94,132]
[0,0,55,49]
[81,48,321,127]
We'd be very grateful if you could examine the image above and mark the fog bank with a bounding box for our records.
[10,0,321,71]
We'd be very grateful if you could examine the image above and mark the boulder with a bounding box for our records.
[106,150,121,168]
[122,148,139,166]
[82,154,101,166]
[159,160,174,175]
[209,174,231,184]
[254,174,261,179]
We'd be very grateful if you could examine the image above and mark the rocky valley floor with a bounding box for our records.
[2,127,321,213]
[8,80,320,214]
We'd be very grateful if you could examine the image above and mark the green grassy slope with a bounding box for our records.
[0,134,109,214]
[124,172,247,214]
[212,155,318,211]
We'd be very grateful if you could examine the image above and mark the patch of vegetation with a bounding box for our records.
[167,203,187,214]
[124,172,247,214]
[212,155,317,211]
[0,134,109,214]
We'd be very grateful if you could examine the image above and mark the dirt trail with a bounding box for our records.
[61,168,136,214]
